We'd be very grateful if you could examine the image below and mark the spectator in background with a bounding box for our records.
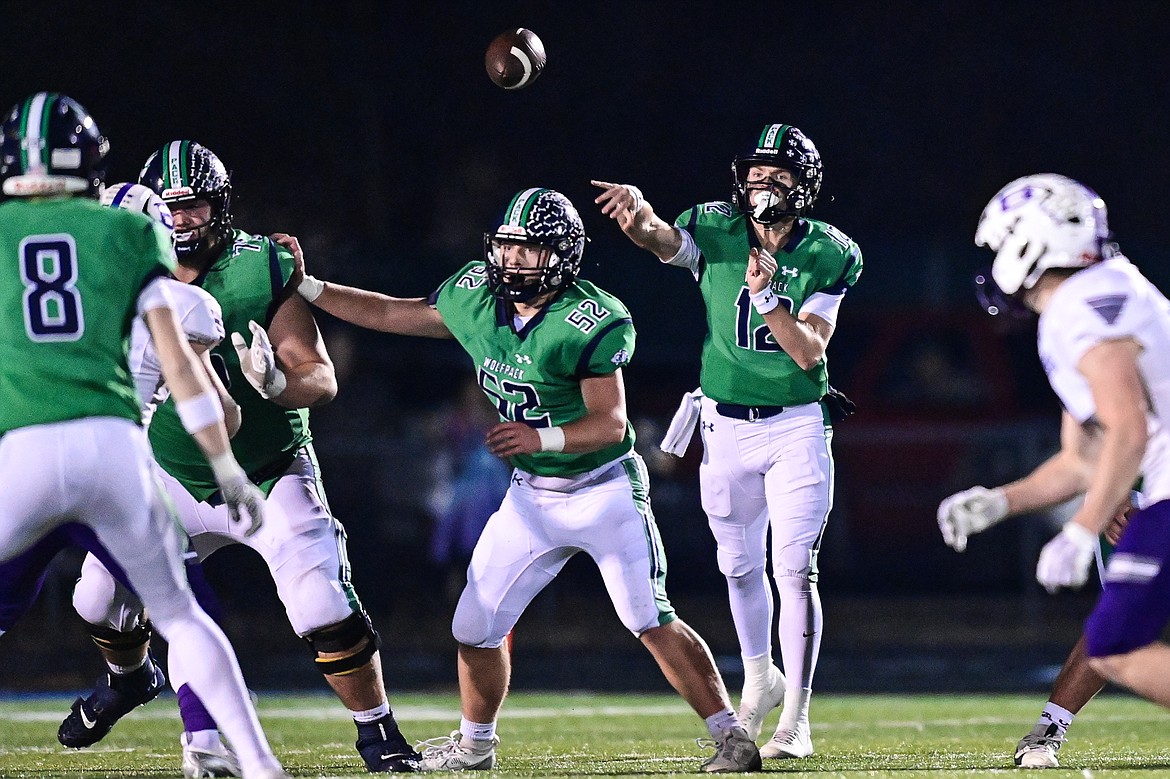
[427,375,511,604]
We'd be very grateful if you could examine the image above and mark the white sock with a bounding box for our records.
[775,575,821,729]
[705,708,740,737]
[726,566,774,659]
[351,702,390,724]
[460,718,496,745]
[741,653,775,697]
[184,729,223,752]
[1039,702,1075,735]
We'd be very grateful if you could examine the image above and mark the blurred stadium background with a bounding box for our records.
[2,1,1168,695]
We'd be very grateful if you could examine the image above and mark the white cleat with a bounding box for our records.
[1014,724,1063,768]
[418,731,499,771]
[759,720,813,759]
[181,732,242,778]
[736,665,786,741]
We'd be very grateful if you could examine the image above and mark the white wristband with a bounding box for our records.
[208,451,247,485]
[176,391,225,435]
[537,426,566,453]
[749,287,780,315]
[298,274,325,302]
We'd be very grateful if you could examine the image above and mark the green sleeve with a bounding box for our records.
[579,319,635,377]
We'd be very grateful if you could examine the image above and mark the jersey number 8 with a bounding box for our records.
[19,234,85,342]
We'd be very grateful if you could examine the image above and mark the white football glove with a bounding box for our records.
[937,485,1009,552]
[208,454,265,537]
[1036,522,1097,593]
[230,320,287,400]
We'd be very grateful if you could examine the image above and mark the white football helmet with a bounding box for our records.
[975,173,1109,295]
[100,181,175,233]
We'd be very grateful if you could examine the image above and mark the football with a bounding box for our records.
[485,28,546,90]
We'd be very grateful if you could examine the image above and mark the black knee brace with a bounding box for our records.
[304,611,380,676]
[87,621,151,653]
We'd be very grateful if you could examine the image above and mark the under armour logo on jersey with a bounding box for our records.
[611,349,630,366]
[511,473,523,486]
[701,421,715,432]
[779,266,799,278]
[1087,293,1127,325]
[515,354,532,364]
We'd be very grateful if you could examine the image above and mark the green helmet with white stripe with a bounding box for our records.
[0,92,109,198]
[484,187,586,303]
[138,140,232,262]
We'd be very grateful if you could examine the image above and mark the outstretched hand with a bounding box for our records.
[591,180,645,232]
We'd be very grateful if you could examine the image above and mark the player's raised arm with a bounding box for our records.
[273,232,452,339]
[591,180,683,261]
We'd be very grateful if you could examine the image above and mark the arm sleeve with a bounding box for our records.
[665,209,703,280]
[178,288,226,348]
[1064,284,1151,365]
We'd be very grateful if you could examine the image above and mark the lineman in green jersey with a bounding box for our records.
[288,187,762,773]
[594,123,863,759]
[67,141,420,773]
[0,92,288,779]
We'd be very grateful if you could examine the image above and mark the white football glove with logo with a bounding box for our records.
[937,485,1009,552]
[1036,522,1097,593]
[230,320,287,400]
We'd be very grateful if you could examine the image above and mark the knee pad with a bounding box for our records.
[72,563,145,632]
[87,620,152,653]
[727,564,767,592]
[304,611,380,676]
[774,543,816,581]
[451,594,509,648]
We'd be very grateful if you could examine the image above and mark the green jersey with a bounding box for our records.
[674,203,862,406]
[433,262,636,477]
[0,197,174,435]
[149,229,309,499]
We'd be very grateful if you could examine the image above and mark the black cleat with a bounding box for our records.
[356,715,421,773]
[57,652,166,748]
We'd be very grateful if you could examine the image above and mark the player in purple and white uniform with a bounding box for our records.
[968,173,1170,755]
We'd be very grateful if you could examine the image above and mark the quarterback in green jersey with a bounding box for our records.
[595,124,862,759]
[287,187,761,773]
[64,141,420,773]
[0,92,287,779]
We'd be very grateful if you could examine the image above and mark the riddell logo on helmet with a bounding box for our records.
[161,187,194,200]
[497,225,527,237]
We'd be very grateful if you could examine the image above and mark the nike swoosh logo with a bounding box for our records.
[802,631,816,637]
[80,707,98,730]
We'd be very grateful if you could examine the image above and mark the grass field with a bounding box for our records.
[1,692,1169,778]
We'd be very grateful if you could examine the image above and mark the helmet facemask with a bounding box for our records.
[484,188,586,305]
[139,141,233,264]
[733,124,822,225]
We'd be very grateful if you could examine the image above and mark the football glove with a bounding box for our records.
[230,321,287,400]
[208,454,265,537]
[937,485,1009,552]
[1036,522,1097,593]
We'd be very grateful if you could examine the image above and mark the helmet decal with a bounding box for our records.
[1,92,109,197]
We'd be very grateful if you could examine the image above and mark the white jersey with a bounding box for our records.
[1037,256,1170,501]
[128,278,224,424]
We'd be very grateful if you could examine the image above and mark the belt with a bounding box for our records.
[714,403,785,422]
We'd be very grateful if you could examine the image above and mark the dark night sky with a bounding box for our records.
[4,1,1169,378]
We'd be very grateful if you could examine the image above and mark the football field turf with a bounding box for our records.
[1,692,1169,777]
